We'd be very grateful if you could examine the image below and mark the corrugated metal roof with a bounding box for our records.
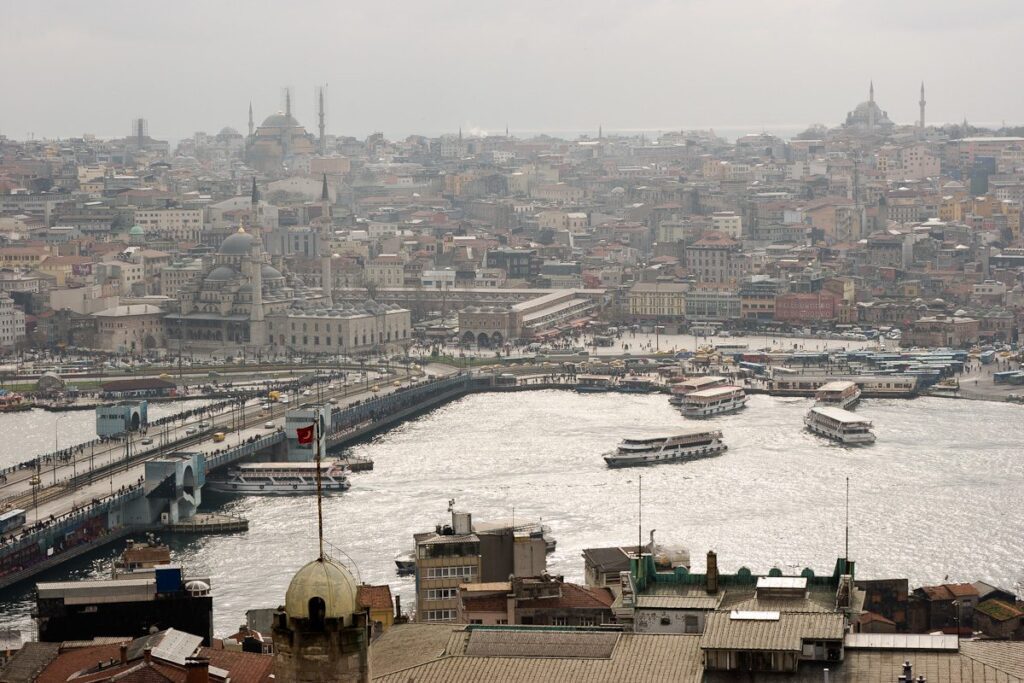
[636,595,722,610]
[756,576,807,590]
[700,611,845,652]
[463,630,619,659]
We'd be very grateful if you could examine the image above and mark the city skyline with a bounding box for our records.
[3,0,1023,140]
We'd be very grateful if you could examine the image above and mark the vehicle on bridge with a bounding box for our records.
[0,508,27,534]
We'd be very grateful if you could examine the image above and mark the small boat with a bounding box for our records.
[814,381,861,409]
[395,551,416,576]
[603,430,727,467]
[804,406,875,445]
[680,386,747,418]
[205,461,351,495]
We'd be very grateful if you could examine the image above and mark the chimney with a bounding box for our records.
[119,644,128,664]
[394,595,402,619]
[898,660,913,682]
[823,668,829,683]
[706,550,719,594]
[185,657,210,683]
[144,648,152,664]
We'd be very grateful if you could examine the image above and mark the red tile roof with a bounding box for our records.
[358,584,394,612]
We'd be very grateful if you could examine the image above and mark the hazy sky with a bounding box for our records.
[3,0,1022,142]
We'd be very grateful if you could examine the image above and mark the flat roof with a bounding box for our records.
[811,406,871,424]
[844,633,959,651]
[756,576,807,590]
[816,380,857,392]
[689,385,742,398]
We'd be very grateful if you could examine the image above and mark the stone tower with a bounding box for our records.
[248,101,254,137]
[272,557,370,683]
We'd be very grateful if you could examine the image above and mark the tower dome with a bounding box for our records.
[219,227,257,255]
[284,557,358,621]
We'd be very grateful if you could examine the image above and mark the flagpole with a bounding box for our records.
[314,408,325,561]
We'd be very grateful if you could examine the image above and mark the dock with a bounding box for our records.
[164,512,248,534]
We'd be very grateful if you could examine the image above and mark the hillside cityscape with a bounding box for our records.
[1,9,1024,681]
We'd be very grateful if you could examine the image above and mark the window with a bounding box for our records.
[426,588,459,600]
[424,566,476,579]
[551,616,568,626]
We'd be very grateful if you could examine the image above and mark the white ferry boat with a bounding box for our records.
[668,376,728,406]
[680,386,747,417]
[814,380,862,409]
[603,430,727,467]
[206,461,351,495]
[804,406,876,445]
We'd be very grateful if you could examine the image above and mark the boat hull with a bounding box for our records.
[681,397,748,418]
[604,444,727,468]
[205,479,351,495]
[803,416,875,445]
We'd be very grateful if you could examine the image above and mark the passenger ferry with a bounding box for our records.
[804,406,876,445]
[603,430,727,467]
[206,461,351,495]
[814,381,861,409]
[680,386,747,417]
[668,376,729,406]
[576,374,615,393]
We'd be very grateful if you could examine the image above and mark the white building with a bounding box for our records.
[0,292,25,349]
[711,212,743,239]
[132,208,204,242]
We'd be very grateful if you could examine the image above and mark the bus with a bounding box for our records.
[0,508,27,534]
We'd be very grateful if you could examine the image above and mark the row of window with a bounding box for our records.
[424,610,457,622]
[279,329,408,347]
[423,566,476,579]
[425,588,459,601]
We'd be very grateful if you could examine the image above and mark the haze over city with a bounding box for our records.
[3,0,1024,140]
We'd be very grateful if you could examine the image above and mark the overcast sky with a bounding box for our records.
[2,0,1022,142]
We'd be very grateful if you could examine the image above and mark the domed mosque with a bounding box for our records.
[844,81,894,132]
[246,89,317,174]
[168,225,328,351]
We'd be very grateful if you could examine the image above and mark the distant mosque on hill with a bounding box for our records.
[843,81,895,132]
[246,89,319,174]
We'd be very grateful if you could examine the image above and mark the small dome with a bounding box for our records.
[207,265,239,281]
[129,225,145,236]
[285,558,358,621]
[219,228,256,255]
[261,264,284,280]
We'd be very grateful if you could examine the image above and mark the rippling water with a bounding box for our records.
[2,391,1023,636]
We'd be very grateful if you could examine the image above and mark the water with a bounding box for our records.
[0,400,214,470]
[2,391,1022,637]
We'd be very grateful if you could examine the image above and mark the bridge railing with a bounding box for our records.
[0,484,145,565]
[328,374,470,433]
[204,431,285,473]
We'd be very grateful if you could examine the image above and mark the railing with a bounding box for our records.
[204,432,285,473]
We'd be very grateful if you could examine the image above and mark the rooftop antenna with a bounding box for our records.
[637,474,643,556]
[844,477,850,564]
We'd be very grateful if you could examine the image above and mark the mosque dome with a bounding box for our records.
[219,228,256,255]
[128,225,145,236]
[284,558,358,621]
[207,265,239,281]
[261,264,284,280]
[261,112,301,129]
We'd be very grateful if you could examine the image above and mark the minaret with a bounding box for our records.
[868,81,876,129]
[317,86,326,155]
[458,126,462,142]
[248,101,254,137]
[248,228,266,347]
[320,173,331,229]
[285,88,292,118]
[250,177,262,234]
[599,124,603,140]
[919,82,926,129]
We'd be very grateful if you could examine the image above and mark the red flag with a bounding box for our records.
[296,424,315,445]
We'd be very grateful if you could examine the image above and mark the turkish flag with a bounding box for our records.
[296,424,315,445]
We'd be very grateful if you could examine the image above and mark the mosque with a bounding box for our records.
[166,225,328,352]
[246,90,317,174]
[843,81,895,132]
